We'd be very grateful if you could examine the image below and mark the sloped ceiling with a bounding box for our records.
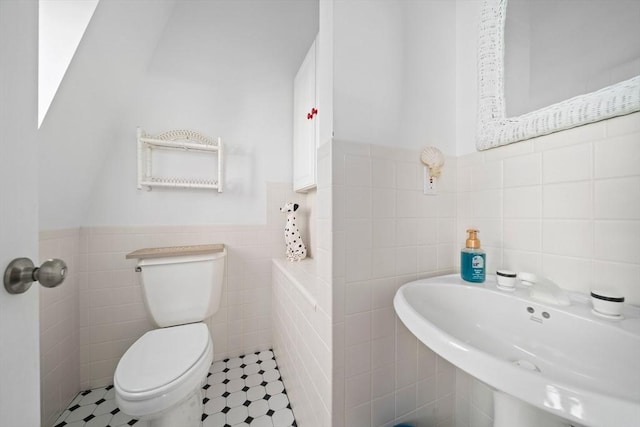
[81,0,318,227]
[37,0,177,228]
[38,0,319,229]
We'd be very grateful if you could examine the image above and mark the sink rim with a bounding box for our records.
[393,273,640,427]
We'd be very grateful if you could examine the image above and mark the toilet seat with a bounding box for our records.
[114,323,213,417]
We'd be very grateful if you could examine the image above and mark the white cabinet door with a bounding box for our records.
[293,38,318,192]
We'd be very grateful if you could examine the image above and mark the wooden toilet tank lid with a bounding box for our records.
[126,243,225,260]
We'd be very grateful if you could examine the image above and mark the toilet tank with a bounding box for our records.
[135,247,226,328]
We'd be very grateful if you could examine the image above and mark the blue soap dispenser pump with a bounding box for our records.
[461,229,486,283]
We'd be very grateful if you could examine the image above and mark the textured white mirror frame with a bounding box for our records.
[476,0,640,151]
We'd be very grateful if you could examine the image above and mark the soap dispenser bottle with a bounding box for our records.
[461,229,485,283]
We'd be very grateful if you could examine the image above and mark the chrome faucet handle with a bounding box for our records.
[528,276,571,306]
[518,272,538,286]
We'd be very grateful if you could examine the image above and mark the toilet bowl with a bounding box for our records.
[114,245,226,427]
[115,323,213,426]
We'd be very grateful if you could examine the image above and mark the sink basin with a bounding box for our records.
[394,274,640,427]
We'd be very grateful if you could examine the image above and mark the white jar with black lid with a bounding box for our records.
[496,269,517,290]
[591,289,625,318]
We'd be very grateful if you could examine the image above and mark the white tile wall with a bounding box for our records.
[40,183,307,396]
[503,152,542,187]
[454,112,640,427]
[80,185,306,390]
[273,142,335,425]
[594,133,640,179]
[37,113,639,427]
[542,143,592,184]
[332,139,457,427]
[39,228,81,427]
[272,259,332,426]
[457,113,640,304]
[594,177,640,220]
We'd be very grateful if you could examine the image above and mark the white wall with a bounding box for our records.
[271,141,333,427]
[39,230,81,427]
[312,0,478,157]
[272,259,332,426]
[331,140,458,427]
[318,0,334,146]
[39,0,318,229]
[84,0,318,227]
[455,0,483,156]
[333,0,404,148]
[332,1,458,156]
[457,112,640,304]
[38,0,177,229]
[399,1,457,156]
[275,135,461,427]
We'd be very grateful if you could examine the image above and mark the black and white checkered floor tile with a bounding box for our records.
[53,350,297,427]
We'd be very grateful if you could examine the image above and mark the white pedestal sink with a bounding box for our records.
[393,274,640,427]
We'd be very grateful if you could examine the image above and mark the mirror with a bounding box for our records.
[505,0,640,117]
[477,0,640,150]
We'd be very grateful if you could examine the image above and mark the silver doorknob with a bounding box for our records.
[3,258,67,294]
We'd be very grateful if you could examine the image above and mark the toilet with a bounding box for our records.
[114,244,226,427]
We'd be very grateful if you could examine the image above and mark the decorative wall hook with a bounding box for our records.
[421,146,445,177]
[420,146,445,195]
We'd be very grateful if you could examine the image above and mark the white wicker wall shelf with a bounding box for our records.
[137,128,223,192]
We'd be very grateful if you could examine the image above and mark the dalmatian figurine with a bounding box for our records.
[280,202,307,261]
